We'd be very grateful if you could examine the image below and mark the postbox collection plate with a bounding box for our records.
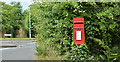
[73,18,85,45]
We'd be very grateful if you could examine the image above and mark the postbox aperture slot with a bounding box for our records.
[74,22,83,24]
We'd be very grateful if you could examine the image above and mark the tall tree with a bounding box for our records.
[1,2,23,37]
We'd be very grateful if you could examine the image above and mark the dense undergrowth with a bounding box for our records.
[30,2,120,61]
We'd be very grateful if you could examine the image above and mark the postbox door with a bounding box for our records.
[73,28,84,45]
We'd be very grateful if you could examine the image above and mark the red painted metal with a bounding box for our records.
[73,18,85,45]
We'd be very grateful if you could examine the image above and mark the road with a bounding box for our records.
[1,39,36,60]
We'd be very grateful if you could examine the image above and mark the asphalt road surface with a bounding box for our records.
[1,39,36,60]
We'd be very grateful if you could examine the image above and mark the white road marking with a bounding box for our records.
[0,48,16,51]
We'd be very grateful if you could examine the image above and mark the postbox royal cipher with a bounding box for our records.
[73,18,85,45]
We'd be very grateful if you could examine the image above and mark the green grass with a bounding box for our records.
[35,40,61,60]
[0,38,35,39]
[35,48,61,60]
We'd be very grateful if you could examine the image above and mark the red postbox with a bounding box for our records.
[73,18,85,45]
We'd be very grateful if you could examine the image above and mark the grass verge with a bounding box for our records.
[35,40,61,60]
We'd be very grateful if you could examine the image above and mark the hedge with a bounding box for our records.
[31,2,120,61]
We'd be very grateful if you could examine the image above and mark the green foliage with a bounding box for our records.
[21,10,29,37]
[1,2,23,37]
[36,46,47,56]
[63,44,89,60]
[32,2,120,60]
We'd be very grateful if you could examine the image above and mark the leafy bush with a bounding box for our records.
[0,2,33,37]
[31,2,120,60]
[63,44,89,60]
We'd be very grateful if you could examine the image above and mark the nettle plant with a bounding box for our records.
[31,2,120,60]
